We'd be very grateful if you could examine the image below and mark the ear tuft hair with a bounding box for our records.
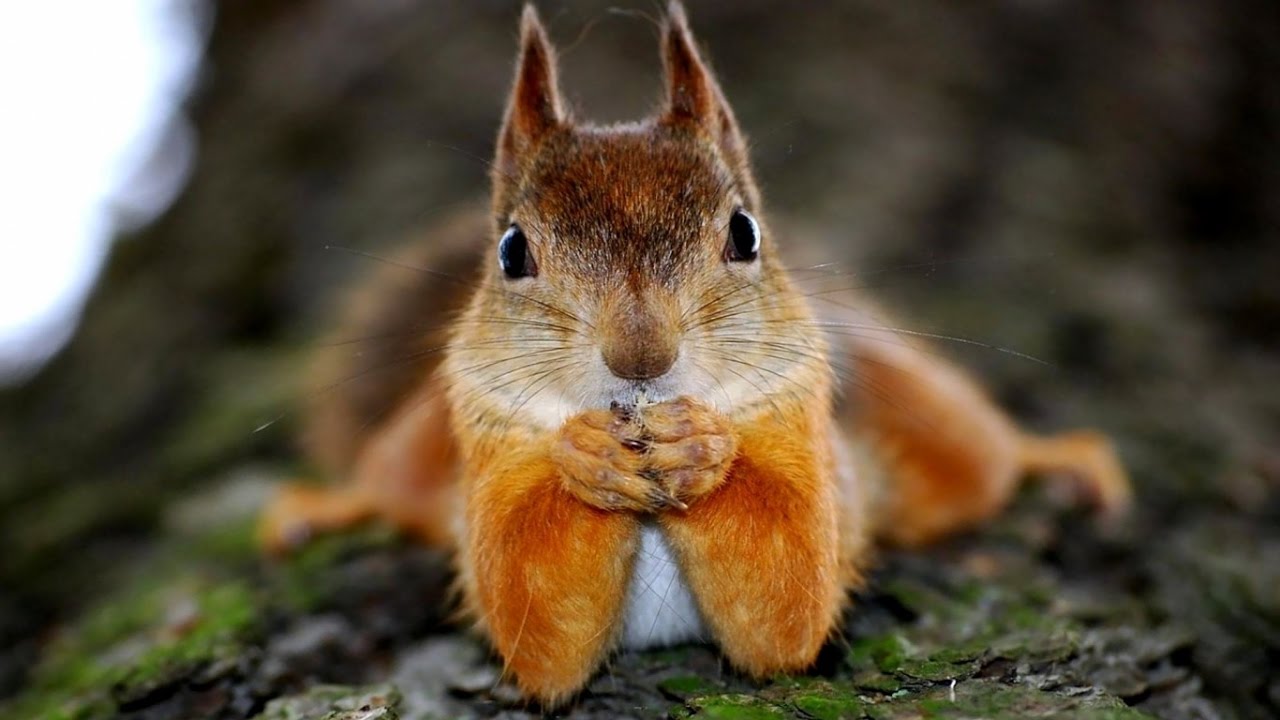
[662,1,717,124]
[659,2,755,202]
[496,5,564,179]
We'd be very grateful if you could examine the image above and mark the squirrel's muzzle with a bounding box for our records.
[600,292,680,381]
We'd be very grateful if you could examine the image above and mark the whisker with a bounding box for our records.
[480,361,583,453]
[458,315,587,337]
[700,351,798,419]
[351,350,580,436]
[806,321,1049,366]
[251,343,445,434]
[324,244,592,331]
[686,250,1056,337]
[690,357,735,415]
[318,334,568,356]
[698,336,939,431]
[645,556,688,646]
[706,317,1049,366]
[423,139,517,183]
[780,251,1050,282]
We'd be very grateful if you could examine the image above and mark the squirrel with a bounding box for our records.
[259,2,1132,707]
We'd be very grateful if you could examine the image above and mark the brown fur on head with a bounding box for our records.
[446,2,829,431]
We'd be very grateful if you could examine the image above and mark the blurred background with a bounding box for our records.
[0,1,1276,718]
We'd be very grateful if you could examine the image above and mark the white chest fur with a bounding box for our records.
[621,522,707,649]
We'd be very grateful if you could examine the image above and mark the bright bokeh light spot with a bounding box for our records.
[0,0,204,383]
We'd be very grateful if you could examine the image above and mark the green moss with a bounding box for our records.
[271,525,402,612]
[987,626,1080,664]
[158,348,306,480]
[907,681,1152,719]
[847,632,979,683]
[661,675,722,699]
[2,697,113,720]
[851,671,901,694]
[2,506,433,720]
[2,578,264,720]
[847,561,1093,695]
[678,678,1154,720]
[683,693,792,719]
[186,514,261,565]
[893,657,973,683]
[786,683,873,720]
[848,633,911,674]
[117,581,259,690]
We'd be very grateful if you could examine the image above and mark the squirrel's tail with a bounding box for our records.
[301,209,486,478]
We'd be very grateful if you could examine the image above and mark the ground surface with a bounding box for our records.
[1,2,1277,719]
[3,466,1273,719]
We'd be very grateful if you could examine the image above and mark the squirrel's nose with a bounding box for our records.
[603,340,678,380]
[600,294,680,381]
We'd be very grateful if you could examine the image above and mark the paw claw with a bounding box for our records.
[647,488,688,512]
[554,399,737,514]
[631,396,737,509]
[554,410,651,512]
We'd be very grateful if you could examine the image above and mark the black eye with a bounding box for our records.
[498,224,537,279]
[725,208,760,262]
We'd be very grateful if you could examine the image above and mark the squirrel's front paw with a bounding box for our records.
[636,397,738,508]
[552,408,673,512]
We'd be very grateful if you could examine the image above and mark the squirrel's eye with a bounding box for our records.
[498,224,537,279]
[725,208,760,263]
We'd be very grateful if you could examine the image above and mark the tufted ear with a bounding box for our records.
[495,5,564,180]
[660,1,749,172]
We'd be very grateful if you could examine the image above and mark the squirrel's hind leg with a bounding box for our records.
[258,483,378,555]
[838,331,1131,547]
[259,383,460,554]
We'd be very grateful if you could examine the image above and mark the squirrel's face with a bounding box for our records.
[446,4,828,426]
[502,126,767,380]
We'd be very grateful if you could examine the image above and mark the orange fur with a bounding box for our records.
[835,326,1130,547]
[661,399,846,677]
[258,0,1131,707]
[460,437,639,705]
[261,380,460,553]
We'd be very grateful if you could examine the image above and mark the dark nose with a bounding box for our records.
[601,297,679,380]
[603,340,678,380]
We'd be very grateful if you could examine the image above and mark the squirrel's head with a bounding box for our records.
[450,2,827,426]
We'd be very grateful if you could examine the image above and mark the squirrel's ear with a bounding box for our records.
[660,2,748,167]
[496,5,564,176]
